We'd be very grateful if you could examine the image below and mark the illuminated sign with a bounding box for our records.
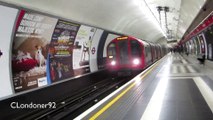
[117,36,128,40]
[109,56,113,58]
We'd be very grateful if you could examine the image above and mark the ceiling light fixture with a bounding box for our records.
[141,0,167,38]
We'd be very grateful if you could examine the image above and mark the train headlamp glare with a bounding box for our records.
[111,60,116,66]
[133,59,140,65]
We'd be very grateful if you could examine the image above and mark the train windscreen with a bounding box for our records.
[118,40,129,64]
[131,40,141,58]
[108,43,116,59]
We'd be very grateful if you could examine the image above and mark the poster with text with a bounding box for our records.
[73,25,96,75]
[12,10,58,92]
[48,20,80,82]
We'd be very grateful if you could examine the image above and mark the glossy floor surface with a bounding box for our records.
[75,53,213,120]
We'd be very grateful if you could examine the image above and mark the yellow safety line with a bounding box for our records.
[89,60,162,120]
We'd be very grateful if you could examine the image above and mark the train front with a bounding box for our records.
[106,36,144,75]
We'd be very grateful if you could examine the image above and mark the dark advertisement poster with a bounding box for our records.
[48,20,80,82]
[12,10,58,92]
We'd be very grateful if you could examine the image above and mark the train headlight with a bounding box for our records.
[133,58,140,65]
[111,60,116,66]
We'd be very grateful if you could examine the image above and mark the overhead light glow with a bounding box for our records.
[133,0,167,38]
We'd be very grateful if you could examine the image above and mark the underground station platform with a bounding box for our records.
[74,53,213,120]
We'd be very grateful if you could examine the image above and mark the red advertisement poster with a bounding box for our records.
[12,10,57,92]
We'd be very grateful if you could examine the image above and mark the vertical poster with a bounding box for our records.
[48,20,80,82]
[192,38,196,54]
[73,25,96,75]
[89,29,104,72]
[208,44,212,59]
[0,5,18,98]
[191,40,194,54]
[195,37,201,55]
[198,34,205,54]
[12,10,57,92]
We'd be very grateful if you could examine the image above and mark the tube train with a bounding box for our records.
[106,36,168,75]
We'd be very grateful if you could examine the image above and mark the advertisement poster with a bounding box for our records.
[48,20,80,82]
[89,29,104,72]
[12,10,58,92]
[198,34,205,54]
[73,25,96,75]
[208,44,212,59]
[195,37,201,54]
[0,5,18,98]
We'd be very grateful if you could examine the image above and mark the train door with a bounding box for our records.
[117,40,129,65]
[155,45,158,60]
[144,43,152,66]
[130,40,143,67]
[159,45,162,58]
[144,46,148,66]
[156,45,160,59]
[150,44,155,62]
[148,45,152,64]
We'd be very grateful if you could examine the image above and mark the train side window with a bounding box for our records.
[144,46,146,56]
[108,43,116,59]
[131,40,142,58]
[148,46,151,55]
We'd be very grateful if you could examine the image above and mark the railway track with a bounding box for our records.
[16,75,135,120]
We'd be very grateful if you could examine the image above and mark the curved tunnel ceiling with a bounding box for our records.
[0,0,206,43]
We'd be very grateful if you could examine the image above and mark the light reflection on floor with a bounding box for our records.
[141,56,172,120]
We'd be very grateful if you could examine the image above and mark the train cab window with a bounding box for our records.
[108,43,116,59]
[130,40,141,57]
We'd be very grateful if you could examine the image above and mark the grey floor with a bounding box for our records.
[79,53,213,120]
